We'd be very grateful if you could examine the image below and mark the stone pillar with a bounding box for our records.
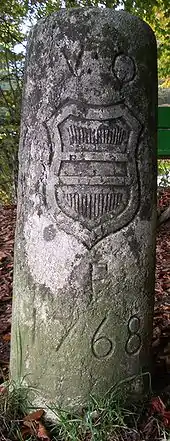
[10,8,157,410]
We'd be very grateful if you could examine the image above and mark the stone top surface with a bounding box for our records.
[22,8,157,126]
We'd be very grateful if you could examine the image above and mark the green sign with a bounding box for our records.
[158,106,170,158]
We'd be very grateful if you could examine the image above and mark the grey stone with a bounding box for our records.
[10,8,157,411]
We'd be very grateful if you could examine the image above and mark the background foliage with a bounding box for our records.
[0,0,170,203]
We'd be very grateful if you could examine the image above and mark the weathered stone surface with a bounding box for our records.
[10,8,157,410]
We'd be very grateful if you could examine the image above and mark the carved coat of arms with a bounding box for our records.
[46,102,141,248]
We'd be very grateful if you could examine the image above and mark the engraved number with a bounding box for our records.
[125,316,141,355]
[91,317,113,359]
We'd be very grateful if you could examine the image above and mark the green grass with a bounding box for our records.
[0,376,41,440]
[0,377,170,441]
[0,379,31,440]
[47,393,140,441]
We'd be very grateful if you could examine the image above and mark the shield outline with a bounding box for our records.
[46,101,141,249]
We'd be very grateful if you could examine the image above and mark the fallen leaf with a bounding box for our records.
[22,419,50,440]
[163,410,170,428]
[37,422,50,440]
[150,396,165,414]
[0,385,7,394]
[24,408,44,421]
[22,420,38,437]
[0,250,8,260]
[2,333,11,342]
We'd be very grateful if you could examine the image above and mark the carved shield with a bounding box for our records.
[46,103,141,248]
